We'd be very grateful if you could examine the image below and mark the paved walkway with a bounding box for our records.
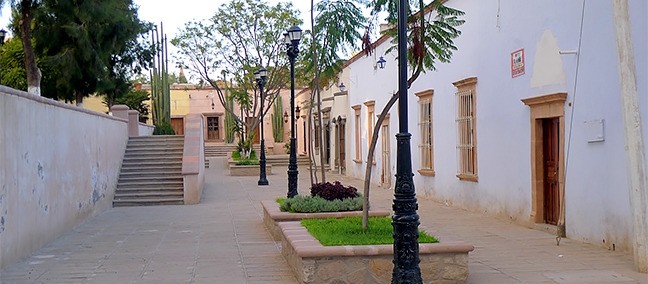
[1,158,646,283]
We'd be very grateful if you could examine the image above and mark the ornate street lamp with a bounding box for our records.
[284,26,302,198]
[255,67,269,186]
[338,82,346,92]
[0,29,6,45]
[392,0,421,282]
[377,56,387,69]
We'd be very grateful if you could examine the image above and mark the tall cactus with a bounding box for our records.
[271,96,284,142]
[225,94,236,143]
[150,22,171,129]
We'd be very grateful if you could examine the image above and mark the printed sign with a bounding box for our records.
[511,49,525,78]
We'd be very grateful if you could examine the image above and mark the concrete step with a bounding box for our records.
[120,166,182,173]
[115,190,183,199]
[118,176,183,183]
[123,152,183,159]
[125,147,183,153]
[113,197,184,207]
[119,171,183,178]
[117,180,183,189]
[115,186,184,194]
[122,156,182,163]
[129,135,184,141]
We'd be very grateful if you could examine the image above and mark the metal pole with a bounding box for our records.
[258,75,269,186]
[392,0,422,282]
[287,44,299,198]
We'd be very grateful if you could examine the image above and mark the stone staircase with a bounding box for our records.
[114,135,185,207]
[204,144,312,168]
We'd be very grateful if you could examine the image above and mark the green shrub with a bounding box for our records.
[231,150,241,160]
[279,195,363,213]
[153,122,175,135]
[235,159,260,165]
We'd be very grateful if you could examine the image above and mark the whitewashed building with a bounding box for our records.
[311,0,647,268]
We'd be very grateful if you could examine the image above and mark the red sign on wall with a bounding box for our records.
[511,49,525,78]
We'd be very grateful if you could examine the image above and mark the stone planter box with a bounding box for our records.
[229,163,272,176]
[261,200,391,241]
[279,221,474,284]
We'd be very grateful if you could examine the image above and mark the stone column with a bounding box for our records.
[128,110,139,137]
[110,105,129,121]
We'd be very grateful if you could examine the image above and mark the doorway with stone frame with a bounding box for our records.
[522,93,566,233]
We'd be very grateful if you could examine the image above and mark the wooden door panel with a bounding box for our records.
[542,118,560,225]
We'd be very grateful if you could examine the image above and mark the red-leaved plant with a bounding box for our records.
[310,181,360,201]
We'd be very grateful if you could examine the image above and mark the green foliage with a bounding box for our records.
[153,122,175,135]
[231,150,256,161]
[0,37,69,99]
[284,142,290,154]
[34,0,153,104]
[370,0,465,73]
[235,159,259,166]
[172,0,302,140]
[106,89,150,122]
[271,96,284,142]
[302,0,368,86]
[225,95,237,143]
[279,195,363,213]
[302,217,439,246]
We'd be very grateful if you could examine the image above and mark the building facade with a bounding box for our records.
[311,0,647,263]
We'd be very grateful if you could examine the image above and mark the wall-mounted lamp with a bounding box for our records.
[189,94,192,99]
[211,98,215,110]
[338,82,346,92]
[377,56,386,69]
[283,111,289,123]
[295,106,301,117]
[0,29,6,45]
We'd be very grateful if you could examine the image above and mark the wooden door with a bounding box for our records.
[381,124,391,188]
[246,117,260,144]
[542,118,560,225]
[338,123,346,174]
[324,123,331,165]
[170,117,184,135]
[207,116,220,140]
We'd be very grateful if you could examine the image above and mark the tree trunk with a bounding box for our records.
[362,70,422,229]
[19,0,42,96]
[75,91,85,107]
[310,0,326,183]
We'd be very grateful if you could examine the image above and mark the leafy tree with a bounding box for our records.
[172,0,302,142]
[0,36,69,99]
[359,0,464,228]
[304,0,368,183]
[33,0,151,106]
[104,88,150,123]
[0,0,43,95]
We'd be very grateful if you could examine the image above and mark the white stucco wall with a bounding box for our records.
[0,87,128,268]
[340,0,646,253]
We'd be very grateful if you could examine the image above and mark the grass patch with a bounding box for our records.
[301,216,438,246]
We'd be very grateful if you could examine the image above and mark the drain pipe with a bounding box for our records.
[612,0,648,273]
[558,0,586,242]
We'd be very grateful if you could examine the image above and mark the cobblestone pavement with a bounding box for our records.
[1,157,646,283]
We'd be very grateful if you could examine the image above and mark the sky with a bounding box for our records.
[1,1,312,40]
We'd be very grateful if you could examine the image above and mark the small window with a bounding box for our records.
[416,90,434,176]
[364,101,375,164]
[352,105,362,163]
[453,77,478,181]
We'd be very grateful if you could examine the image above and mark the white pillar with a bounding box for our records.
[613,0,648,273]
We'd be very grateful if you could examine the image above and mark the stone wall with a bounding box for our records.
[0,86,129,268]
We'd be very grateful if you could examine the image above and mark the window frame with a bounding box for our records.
[352,105,362,163]
[415,90,435,177]
[453,77,478,182]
